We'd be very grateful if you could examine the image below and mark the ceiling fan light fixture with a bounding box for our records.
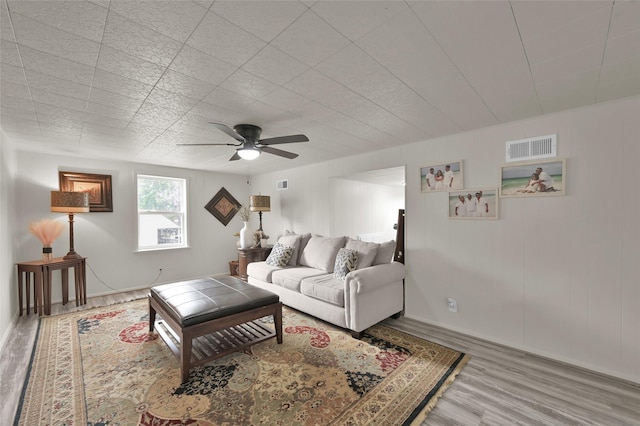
[238,148,260,160]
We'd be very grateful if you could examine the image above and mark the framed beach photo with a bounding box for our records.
[420,160,463,192]
[449,188,498,219]
[500,158,566,198]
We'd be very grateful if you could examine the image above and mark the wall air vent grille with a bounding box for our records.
[506,134,557,162]
[276,179,288,191]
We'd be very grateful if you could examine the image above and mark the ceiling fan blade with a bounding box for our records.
[209,122,245,143]
[262,146,299,159]
[259,134,309,145]
[177,143,240,146]
[229,151,241,161]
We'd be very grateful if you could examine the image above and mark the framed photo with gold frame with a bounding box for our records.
[500,158,565,198]
[420,160,463,192]
[205,187,241,226]
[449,188,498,219]
[59,171,113,212]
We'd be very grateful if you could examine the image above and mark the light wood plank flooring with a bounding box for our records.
[2,289,639,425]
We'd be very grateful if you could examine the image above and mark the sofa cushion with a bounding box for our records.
[277,234,303,266]
[345,238,379,269]
[299,235,346,272]
[246,261,281,283]
[271,267,327,291]
[333,248,358,280]
[285,230,312,264]
[265,242,294,267]
[300,274,345,307]
[373,240,396,265]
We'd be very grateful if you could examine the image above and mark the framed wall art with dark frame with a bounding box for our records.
[420,160,464,192]
[449,188,499,219]
[500,158,566,198]
[59,171,113,212]
[205,187,241,226]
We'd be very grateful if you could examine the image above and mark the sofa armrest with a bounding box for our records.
[346,262,406,294]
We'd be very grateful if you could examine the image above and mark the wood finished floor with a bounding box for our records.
[1,289,639,425]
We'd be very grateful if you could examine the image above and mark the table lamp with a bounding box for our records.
[250,195,270,245]
[51,191,90,259]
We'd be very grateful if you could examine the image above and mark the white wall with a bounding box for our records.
[11,152,252,307]
[251,96,640,383]
[0,131,17,351]
[330,177,403,242]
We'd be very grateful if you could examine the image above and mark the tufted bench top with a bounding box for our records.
[149,276,279,327]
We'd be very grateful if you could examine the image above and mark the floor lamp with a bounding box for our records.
[51,191,90,259]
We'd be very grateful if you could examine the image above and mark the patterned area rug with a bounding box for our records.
[16,299,469,425]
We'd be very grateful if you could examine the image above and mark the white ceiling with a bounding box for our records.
[1,1,639,175]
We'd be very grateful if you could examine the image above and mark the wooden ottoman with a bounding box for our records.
[149,275,282,383]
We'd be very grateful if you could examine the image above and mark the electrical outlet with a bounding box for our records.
[447,298,458,313]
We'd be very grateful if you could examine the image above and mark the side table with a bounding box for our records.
[237,246,272,280]
[16,257,87,316]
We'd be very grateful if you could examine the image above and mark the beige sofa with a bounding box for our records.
[246,233,405,338]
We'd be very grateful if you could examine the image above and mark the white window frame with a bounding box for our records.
[136,173,188,251]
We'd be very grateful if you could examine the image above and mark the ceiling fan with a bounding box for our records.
[178,122,309,161]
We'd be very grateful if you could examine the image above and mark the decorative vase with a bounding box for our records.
[239,222,253,249]
[42,246,52,261]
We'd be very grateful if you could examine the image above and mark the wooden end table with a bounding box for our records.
[237,246,272,280]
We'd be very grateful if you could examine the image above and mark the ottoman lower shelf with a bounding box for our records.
[152,304,281,375]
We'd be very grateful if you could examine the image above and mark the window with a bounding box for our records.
[136,174,187,251]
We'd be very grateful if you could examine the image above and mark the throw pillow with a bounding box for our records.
[265,242,294,267]
[299,235,346,272]
[373,240,396,265]
[333,248,358,280]
[284,230,312,264]
[277,234,303,266]
[345,238,379,269]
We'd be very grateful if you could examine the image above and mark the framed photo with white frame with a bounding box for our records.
[500,158,566,198]
[449,188,499,219]
[420,160,463,192]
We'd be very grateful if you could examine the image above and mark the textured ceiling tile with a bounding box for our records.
[531,46,604,86]
[257,87,310,111]
[131,101,186,128]
[146,87,200,114]
[0,62,26,85]
[512,1,611,42]
[109,1,207,43]
[18,44,95,85]
[609,1,640,37]
[81,121,127,137]
[7,0,107,43]
[187,11,266,67]
[1,0,16,42]
[0,39,21,66]
[185,102,240,128]
[103,11,183,67]
[597,60,640,102]
[11,12,100,67]
[285,69,344,101]
[1,105,37,121]
[169,45,237,85]
[91,69,153,100]
[88,87,144,112]
[220,69,278,99]
[84,101,135,123]
[155,69,215,100]
[96,45,166,86]
[0,80,30,99]
[243,45,309,85]
[212,0,308,42]
[0,93,33,111]
[25,69,91,100]
[602,30,640,66]
[536,70,600,113]
[30,88,88,112]
[312,1,408,41]
[202,86,256,111]
[517,3,611,65]
[270,10,351,67]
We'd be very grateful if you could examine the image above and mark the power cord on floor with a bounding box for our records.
[86,261,163,292]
